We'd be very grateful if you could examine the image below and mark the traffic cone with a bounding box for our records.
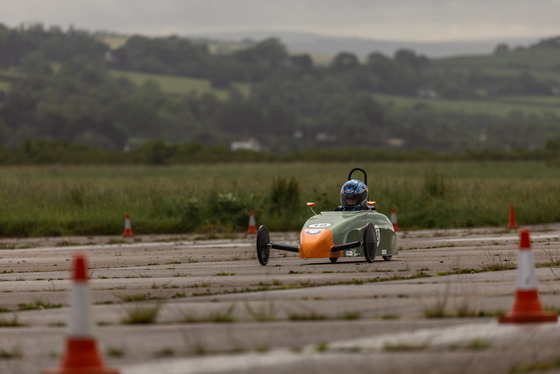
[246,211,258,234]
[499,230,557,324]
[507,205,518,229]
[122,213,134,237]
[391,208,401,232]
[43,253,120,374]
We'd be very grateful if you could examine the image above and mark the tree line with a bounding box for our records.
[2,137,560,166]
[0,23,559,154]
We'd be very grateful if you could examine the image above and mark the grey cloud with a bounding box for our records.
[0,0,558,40]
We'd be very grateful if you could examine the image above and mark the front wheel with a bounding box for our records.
[256,225,271,266]
[329,257,338,263]
[363,223,377,263]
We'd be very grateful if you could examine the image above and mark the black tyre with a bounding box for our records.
[363,223,377,263]
[329,257,339,263]
[256,225,271,266]
[382,255,393,261]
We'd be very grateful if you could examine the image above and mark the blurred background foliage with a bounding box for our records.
[1,24,560,154]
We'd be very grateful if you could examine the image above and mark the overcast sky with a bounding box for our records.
[1,0,559,42]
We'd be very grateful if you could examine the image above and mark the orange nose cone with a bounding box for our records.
[299,229,337,258]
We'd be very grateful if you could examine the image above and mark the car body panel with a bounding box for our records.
[299,228,337,258]
[299,210,397,258]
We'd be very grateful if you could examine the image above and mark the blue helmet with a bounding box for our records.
[340,179,368,210]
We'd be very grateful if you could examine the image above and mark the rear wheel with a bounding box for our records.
[256,225,271,266]
[363,223,377,263]
[382,255,392,261]
[329,257,338,263]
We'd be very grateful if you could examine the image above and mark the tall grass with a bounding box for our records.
[1,161,560,236]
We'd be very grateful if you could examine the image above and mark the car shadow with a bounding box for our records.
[300,259,385,265]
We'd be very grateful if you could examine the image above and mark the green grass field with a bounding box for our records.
[109,70,251,99]
[1,161,559,237]
[0,67,26,92]
[0,80,10,91]
[376,94,560,117]
[434,47,560,70]
[2,63,557,119]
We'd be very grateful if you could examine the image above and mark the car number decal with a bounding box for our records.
[309,223,331,228]
[305,229,322,235]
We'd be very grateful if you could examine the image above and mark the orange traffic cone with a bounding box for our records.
[507,205,518,229]
[43,253,120,374]
[122,213,134,237]
[499,230,557,324]
[391,208,401,232]
[246,211,258,234]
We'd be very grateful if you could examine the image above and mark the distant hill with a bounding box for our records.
[192,30,539,59]
[2,24,559,154]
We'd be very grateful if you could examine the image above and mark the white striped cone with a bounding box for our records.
[68,271,93,338]
[246,211,257,234]
[390,208,401,231]
[499,230,557,324]
[122,213,134,237]
[43,253,120,374]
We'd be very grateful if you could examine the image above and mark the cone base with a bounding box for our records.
[500,290,557,324]
[246,227,258,234]
[122,230,134,237]
[43,339,121,374]
[499,312,557,324]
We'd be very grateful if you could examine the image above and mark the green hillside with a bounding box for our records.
[1,25,560,153]
[3,63,556,120]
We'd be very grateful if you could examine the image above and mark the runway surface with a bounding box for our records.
[1,224,559,374]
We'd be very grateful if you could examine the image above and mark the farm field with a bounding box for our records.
[376,93,560,117]
[433,47,560,70]
[2,161,560,237]
[0,225,559,373]
[4,64,559,120]
[106,69,560,118]
[108,70,251,99]
[0,67,26,92]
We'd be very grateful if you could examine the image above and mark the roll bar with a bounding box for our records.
[348,167,367,186]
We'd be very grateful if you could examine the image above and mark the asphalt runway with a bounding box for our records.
[1,224,559,374]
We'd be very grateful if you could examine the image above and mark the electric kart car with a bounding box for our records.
[256,168,398,265]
